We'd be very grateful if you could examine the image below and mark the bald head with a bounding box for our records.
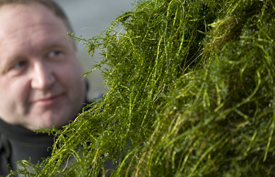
[0,0,74,34]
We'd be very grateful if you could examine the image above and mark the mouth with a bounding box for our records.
[32,93,65,106]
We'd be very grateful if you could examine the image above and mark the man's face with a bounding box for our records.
[0,3,86,130]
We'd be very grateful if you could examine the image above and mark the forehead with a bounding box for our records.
[0,3,70,56]
[0,3,63,30]
[0,3,67,37]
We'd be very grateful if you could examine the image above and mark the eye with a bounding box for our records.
[13,61,27,69]
[7,60,28,75]
[48,51,61,58]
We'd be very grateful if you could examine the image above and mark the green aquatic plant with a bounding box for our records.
[12,0,275,176]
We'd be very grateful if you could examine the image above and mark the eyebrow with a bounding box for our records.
[44,41,70,50]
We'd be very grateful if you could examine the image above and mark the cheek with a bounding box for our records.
[54,60,85,97]
[0,77,30,122]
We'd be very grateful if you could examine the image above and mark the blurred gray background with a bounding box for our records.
[55,0,136,99]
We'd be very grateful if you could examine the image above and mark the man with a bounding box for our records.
[0,0,87,175]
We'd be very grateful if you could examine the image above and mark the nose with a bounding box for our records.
[31,62,55,90]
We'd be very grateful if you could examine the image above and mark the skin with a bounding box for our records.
[0,3,86,130]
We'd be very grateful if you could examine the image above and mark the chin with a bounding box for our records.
[28,114,71,130]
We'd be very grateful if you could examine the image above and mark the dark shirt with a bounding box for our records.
[0,120,54,176]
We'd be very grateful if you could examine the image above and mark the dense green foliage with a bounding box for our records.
[12,0,275,176]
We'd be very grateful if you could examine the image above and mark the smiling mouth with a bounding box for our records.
[32,94,65,106]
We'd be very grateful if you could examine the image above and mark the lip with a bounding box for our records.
[32,94,65,106]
